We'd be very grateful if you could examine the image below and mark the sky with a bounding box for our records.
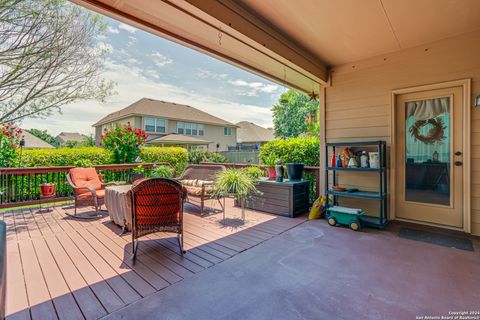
[22,13,287,136]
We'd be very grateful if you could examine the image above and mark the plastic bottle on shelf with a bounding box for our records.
[331,153,336,167]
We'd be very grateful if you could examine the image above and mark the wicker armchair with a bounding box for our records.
[67,167,114,218]
[178,164,226,215]
[128,178,186,259]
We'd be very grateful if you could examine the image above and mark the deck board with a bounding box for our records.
[4,199,305,319]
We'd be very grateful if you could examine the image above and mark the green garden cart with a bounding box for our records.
[326,206,365,231]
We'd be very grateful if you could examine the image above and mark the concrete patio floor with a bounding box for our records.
[104,220,480,320]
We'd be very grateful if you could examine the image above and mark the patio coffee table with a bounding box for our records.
[105,184,132,232]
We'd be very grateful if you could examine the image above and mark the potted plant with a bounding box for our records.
[132,165,145,182]
[262,154,277,180]
[213,168,257,219]
[244,166,263,180]
[40,182,56,198]
[286,163,305,181]
[151,165,174,178]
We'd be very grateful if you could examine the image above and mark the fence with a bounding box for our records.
[0,163,155,209]
[201,162,320,203]
[219,151,260,164]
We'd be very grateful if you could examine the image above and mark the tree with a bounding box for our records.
[272,89,319,138]
[0,0,115,123]
[26,128,59,147]
[101,123,147,163]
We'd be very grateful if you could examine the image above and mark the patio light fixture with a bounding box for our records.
[475,94,480,107]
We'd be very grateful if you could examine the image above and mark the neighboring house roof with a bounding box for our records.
[236,121,275,143]
[21,131,55,149]
[92,98,237,128]
[56,132,86,143]
[148,134,211,145]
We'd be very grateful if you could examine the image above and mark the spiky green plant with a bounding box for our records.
[151,165,174,178]
[213,168,257,199]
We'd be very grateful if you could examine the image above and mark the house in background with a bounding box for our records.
[234,121,275,150]
[21,131,55,149]
[56,132,87,147]
[93,98,237,151]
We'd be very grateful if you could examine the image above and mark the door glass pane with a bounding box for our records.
[405,97,450,206]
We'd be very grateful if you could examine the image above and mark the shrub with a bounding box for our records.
[0,122,22,167]
[101,123,147,163]
[259,137,319,166]
[151,165,174,178]
[189,150,226,164]
[22,147,113,167]
[140,147,189,173]
[244,166,263,180]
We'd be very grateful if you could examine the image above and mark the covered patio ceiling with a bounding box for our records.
[72,0,480,93]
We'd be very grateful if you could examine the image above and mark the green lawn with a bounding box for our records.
[0,200,74,213]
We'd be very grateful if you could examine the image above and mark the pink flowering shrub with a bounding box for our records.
[0,122,22,167]
[101,123,147,163]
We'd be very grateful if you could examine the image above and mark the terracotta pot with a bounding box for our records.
[40,184,56,197]
[267,167,276,180]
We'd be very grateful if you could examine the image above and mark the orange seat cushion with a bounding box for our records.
[77,189,105,200]
[70,167,102,194]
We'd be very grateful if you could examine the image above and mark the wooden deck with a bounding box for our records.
[3,199,305,320]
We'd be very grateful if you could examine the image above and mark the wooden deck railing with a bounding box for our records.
[200,162,320,202]
[0,163,155,209]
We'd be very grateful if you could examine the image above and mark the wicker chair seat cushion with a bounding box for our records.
[77,189,105,200]
[70,167,102,194]
[183,185,214,196]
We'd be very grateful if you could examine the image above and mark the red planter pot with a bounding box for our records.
[267,167,276,180]
[40,184,56,198]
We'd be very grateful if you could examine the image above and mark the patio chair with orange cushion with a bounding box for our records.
[128,178,186,259]
[67,167,114,218]
[178,164,226,216]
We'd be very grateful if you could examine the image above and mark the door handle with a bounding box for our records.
[455,161,463,166]
[455,151,462,156]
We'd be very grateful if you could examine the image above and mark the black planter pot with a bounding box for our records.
[286,163,304,181]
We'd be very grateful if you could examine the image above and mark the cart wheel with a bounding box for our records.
[350,220,361,231]
[327,217,337,226]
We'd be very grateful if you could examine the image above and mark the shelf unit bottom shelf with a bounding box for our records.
[361,215,387,229]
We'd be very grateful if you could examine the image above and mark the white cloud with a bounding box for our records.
[96,34,107,40]
[119,23,137,34]
[148,51,173,67]
[106,26,119,34]
[196,68,228,80]
[21,60,274,134]
[228,79,279,96]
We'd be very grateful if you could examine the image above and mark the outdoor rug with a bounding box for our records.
[399,227,474,251]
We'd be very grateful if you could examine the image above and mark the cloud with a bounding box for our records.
[119,23,137,34]
[21,59,275,134]
[126,35,137,47]
[228,79,279,96]
[148,51,173,67]
[106,26,119,34]
[196,68,228,80]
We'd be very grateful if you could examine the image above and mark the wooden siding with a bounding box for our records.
[325,31,480,235]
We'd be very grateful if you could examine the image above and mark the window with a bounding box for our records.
[224,127,232,136]
[177,121,204,136]
[145,117,166,133]
[145,118,155,132]
[177,122,184,134]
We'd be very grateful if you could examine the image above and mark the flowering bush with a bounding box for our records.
[101,123,147,163]
[0,122,22,167]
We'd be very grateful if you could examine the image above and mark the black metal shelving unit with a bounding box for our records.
[324,140,388,228]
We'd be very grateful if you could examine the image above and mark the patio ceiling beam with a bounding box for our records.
[71,0,326,94]
[184,0,329,83]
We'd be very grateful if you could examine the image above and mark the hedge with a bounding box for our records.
[189,150,227,164]
[259,137,320,166]
[22,147,113,167]
[140,146,189,173]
